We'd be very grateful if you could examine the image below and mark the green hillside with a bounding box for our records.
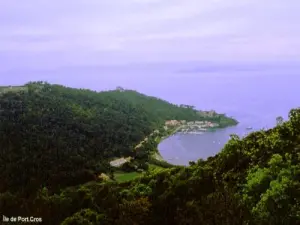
[0,81,236,197]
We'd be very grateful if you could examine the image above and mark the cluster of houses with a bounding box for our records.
[186,121,218,127]
[165,120,186,126]
[164,119,219,134]
[165,120,218,128]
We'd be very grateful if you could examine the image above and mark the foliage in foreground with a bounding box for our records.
[9,108,299,225]
[2,82,299,225]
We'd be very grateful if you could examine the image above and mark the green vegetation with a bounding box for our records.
[0,81,234,193]
[114,172,141,182]
[148,163,164,170]
[4,81,299,224]
[0,85,28,94]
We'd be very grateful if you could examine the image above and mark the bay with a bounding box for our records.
[157,68,300,165]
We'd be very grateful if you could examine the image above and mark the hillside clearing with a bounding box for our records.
[114,172,141,182]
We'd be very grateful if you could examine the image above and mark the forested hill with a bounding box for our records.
[1,82,299,224]
[0,81,236,195]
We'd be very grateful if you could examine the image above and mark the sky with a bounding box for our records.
[0,0,300,74]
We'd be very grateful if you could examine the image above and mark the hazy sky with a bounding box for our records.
[0,0,300,72]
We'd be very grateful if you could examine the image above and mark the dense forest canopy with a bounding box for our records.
[1,81,298,225]
[0,81,236,195]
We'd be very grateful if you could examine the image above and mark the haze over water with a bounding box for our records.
[157,66,300,165]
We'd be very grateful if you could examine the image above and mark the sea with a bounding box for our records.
[2,62,300,165]
[156,64,300,165]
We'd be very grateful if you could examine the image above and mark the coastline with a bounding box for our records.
[152,117,238,164]
[110,114,238,168]
[149,126,179,164]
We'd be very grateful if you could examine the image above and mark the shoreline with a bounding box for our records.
[150,126,179,163]
[152,119,238,164]
[110,116,238,168]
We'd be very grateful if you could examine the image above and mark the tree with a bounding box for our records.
[276,116,284,125]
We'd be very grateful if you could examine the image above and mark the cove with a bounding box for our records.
[158,72,300,166]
